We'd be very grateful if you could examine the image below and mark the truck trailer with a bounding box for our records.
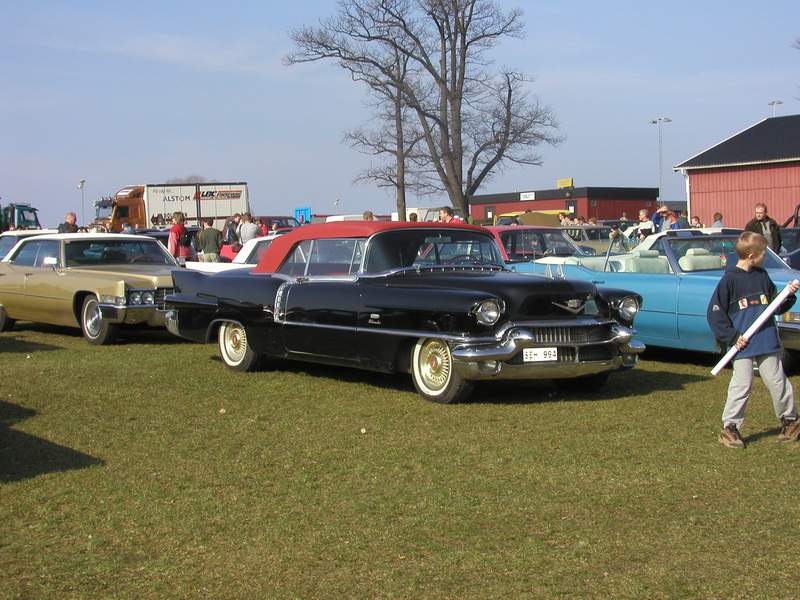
[108,182,250,232]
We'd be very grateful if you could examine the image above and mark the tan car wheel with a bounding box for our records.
[411,338,473,403]
[218,321,260,371]
[81,296,118,345]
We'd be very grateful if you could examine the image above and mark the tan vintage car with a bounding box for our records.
[0,233,178,344]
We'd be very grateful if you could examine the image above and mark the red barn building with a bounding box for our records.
[674,115,800,228]
[469,187,658,223]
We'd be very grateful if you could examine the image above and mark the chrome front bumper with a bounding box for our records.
[99,304,169,327]
[450,324,645,381]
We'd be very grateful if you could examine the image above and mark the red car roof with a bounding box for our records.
[253,221,489,273]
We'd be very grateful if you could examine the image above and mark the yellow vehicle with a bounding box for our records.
[0,234,178,344]
[494,210,562,227]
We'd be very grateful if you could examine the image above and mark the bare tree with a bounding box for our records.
[286,0,561,215]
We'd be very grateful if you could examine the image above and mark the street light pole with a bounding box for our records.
[768,100,783,117]
[77,179,86,225]
[649,117,672,202]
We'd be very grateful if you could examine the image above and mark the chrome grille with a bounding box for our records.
[154,288,173,308]
[528,325,611,344]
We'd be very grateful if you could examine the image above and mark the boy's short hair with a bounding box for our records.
[735,231,768,259]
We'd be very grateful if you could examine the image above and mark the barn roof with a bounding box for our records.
[674,114,800,171]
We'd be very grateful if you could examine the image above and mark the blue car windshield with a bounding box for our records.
[365,229,503,273]
[668,237,790,272]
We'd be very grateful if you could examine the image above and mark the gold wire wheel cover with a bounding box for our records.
[418,339,452,392]
[221,323,247,365]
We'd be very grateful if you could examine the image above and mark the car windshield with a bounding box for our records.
[782,228,800,254]
[0,235,21,258]
[365,229,503,273]
[65,239,176,267]
[667,236,790,272]
[499,229,583,260]
[585,227,612,241]
[18,209,39,228]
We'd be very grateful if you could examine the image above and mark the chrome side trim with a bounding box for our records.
[280,319,492,343]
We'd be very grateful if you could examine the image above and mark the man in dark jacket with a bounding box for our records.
[57,212,79,233]
[744,203,782,254]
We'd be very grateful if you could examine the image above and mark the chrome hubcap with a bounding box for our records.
[85,302,102,337]
[223,324,247,364]
[419,340,451,391]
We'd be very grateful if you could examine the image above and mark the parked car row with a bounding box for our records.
[9,221,800,401]
[0,223,646,403]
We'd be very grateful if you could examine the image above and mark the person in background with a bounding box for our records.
[690,216,704,228]
[558,212,569,226]
[258,219,269,237]
[438,206,460,223]
[362,210,374,221]
[673,209,691,229]
[575,216,587,226]
[620,211,628,221]
[637,209,655,240]
[121,222,135,234]
[196,218,222,262]
[651,206,668,231]
[238,213,260,244]
[609,223,629,253]
[271,222,279,232]
[712,212,724,228]
[58,212,79,233]
[408,212,418,222]
[744,203,782,254]
[225,214,241,246]
[168,212,193,260]
[588,216,598,225]
[707,231,800,449]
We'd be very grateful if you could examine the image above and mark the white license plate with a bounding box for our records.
[523,347,558,362]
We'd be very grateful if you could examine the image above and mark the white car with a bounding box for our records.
[186,234,281,273]
[0,230,59,260]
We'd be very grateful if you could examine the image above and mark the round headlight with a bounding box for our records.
[618,296,639,322]
[142,291,155,305]
[130,292,142,305]
[475,299,503,326]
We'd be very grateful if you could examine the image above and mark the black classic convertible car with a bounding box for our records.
[164,222,645,403]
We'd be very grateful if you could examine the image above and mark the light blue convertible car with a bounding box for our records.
[511,229,800,357]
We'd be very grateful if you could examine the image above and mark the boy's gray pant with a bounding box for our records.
[723,352,797,428]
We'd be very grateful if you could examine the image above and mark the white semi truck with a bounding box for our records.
[108,182,250,232]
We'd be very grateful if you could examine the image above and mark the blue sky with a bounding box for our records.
[2,0,798,226]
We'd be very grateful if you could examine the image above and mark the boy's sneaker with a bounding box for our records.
[777,418,800,442]
[719,424,745,449]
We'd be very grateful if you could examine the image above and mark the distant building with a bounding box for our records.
[469,187,659,223]
[674,115,800,227]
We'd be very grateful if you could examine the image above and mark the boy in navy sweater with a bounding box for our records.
[707,231,800,448]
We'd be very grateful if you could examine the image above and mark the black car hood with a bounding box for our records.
[378,268,598,320]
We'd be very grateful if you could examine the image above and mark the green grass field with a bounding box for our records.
[3,325,800,599]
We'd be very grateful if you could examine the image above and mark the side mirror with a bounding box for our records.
[42,256,58,268]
